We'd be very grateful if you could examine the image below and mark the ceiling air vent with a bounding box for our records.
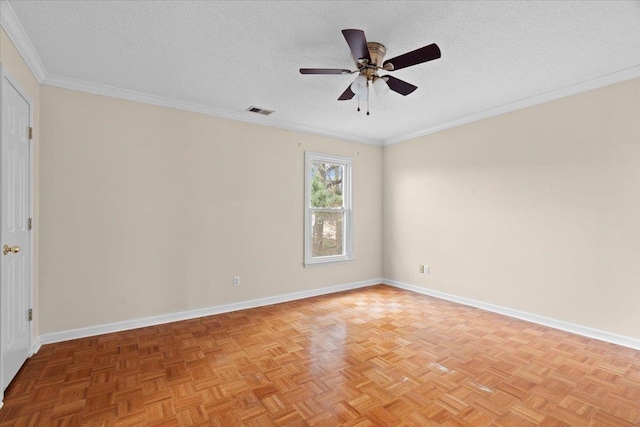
[246,106,274,116]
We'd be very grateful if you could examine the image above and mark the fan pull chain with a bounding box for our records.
[366,81,370,116]
[357,94,360,112]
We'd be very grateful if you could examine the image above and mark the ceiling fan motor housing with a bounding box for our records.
[361,42,386,79]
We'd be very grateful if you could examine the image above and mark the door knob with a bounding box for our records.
[3,245,20,255]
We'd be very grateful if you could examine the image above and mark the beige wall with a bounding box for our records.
[4,21,639,342]
[383,77,640,339]
[39,86,382,334]
[0,29,41,340]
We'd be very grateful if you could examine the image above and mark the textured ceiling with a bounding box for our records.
[8,1,640,144]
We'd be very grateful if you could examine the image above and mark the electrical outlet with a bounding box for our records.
[425,266,430,275]
[233,276,240,287]
[419,265,425,274]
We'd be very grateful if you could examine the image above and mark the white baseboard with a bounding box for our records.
[383,279,640,351]
[39,278,382,346]
[35,278,640,351]
[30,336,41,355]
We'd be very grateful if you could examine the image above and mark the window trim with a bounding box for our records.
[304,151,353,267]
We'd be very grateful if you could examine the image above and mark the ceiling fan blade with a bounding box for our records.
[342,29,371,63]
[338,85,355,100]
[383,76,417,96]
[383,43,441,71]
[300,68,352,75]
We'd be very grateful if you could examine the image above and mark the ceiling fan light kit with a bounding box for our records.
[350,75,368,96]
[300,29,441,115]
[373,77,390,96]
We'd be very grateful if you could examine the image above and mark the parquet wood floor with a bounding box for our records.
[1,285,639,426]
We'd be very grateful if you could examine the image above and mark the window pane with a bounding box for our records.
[311,211,344,258]
[310,162,343,208]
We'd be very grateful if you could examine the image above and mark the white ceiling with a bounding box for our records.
[6,1,640,145]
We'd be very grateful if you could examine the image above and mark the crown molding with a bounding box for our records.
[382,65,640,146]
[39,65,640,148]
[0,0,47,82]
[41,74,383,146]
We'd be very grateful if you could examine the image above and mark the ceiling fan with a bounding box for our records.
[300,29,441,114]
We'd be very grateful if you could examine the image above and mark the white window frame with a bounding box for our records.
[304,151,353,266]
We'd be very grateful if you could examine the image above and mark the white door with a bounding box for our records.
[1,73,31,391]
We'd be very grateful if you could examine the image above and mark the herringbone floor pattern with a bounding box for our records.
[1,285,639,426]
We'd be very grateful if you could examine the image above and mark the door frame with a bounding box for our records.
[0,63,34,401]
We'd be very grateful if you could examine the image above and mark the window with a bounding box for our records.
[304,151,353,266]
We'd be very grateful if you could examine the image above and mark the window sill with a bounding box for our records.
[304,257,354,268]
